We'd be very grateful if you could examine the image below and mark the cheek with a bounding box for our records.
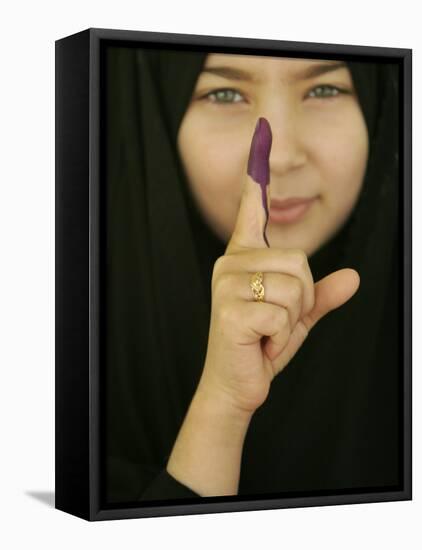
[180,124,244,200]
[178,122,246,235]
[313,108,369,209]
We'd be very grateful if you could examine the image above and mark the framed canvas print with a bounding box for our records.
[55,27,412,521]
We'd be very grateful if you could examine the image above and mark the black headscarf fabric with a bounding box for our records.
[105,45,400,503]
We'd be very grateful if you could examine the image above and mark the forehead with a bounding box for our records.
[202,53,348,83]
[205,53,330,66]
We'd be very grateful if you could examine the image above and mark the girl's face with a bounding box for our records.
[177,54,369,257]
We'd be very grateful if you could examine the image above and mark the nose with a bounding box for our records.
[262,115,308,177]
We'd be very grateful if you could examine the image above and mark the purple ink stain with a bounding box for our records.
[247,117,272,247]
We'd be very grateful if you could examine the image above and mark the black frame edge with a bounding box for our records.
[55,28,92,521]
[83,27,413,57]
[92,489,410,521]
[402,48,412,501]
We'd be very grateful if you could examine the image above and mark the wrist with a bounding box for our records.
[194,377,256,425]
[166,380,253,496]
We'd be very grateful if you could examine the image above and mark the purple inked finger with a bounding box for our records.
[247,117,273,247]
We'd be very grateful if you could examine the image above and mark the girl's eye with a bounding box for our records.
[200,84,349,105]
[201,88,245,104]
[307,84,348,99]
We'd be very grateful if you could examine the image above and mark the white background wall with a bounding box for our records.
[0,1,419,547]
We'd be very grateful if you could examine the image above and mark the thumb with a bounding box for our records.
[225,117,273,254]
[302,268,361,332]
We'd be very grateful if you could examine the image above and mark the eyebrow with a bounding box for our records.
[201,61,348,82]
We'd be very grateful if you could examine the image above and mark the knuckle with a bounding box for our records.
[212,257,229,292]
[213,271,235,296]
[291,248,308,269]
[297,250,308,268]
[275,307,289,327]
[217,303,237,326]
[289,278,302,303]
[212,256,226,280]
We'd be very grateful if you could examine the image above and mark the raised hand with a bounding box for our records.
[198,117,360,414]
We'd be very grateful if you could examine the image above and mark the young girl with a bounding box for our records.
[105,46,399,503]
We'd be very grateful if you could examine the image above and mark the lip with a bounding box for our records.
[269,196,318,224]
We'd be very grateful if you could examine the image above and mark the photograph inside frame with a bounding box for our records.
[101,43,400,506]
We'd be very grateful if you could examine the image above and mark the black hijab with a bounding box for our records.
[105,44,400,502]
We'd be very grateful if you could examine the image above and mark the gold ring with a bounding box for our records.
[250,271,265,302]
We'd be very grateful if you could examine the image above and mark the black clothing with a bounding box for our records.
[104,45,400,503]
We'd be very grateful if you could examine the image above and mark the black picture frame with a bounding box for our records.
[55,27,412,521]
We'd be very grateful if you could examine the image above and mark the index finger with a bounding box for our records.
[225,117,273,254]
